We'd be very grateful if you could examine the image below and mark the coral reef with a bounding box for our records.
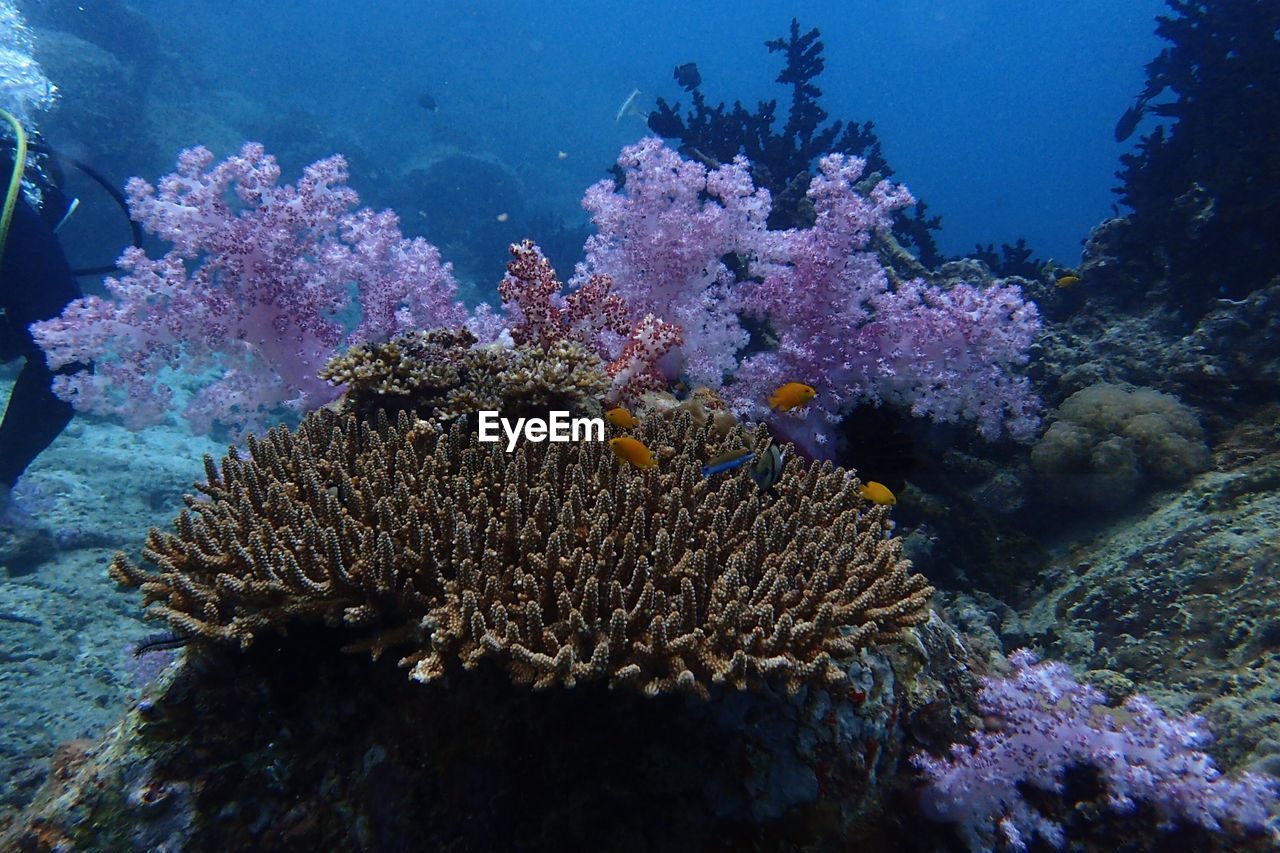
[1030,383,1209,509]
[496,239,682,405]
[109,409,934,699]
[577,139,762,390]
[1018,404,1280,775]
[499,240,630,353]
[1030,261,1280,427]
[320,327,608,424]
[0,611,985,851]
[971,238,1046,281]
[577,138,1041,453]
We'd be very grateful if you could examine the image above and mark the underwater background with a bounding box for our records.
[1,0,1277,850]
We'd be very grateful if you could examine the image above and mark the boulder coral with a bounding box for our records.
[1031,383,1209,509]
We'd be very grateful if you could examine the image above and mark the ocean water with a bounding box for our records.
[2,0,1278,850]
[125,0,1165,264]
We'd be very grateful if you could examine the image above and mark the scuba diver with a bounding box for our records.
[0,110,91,501]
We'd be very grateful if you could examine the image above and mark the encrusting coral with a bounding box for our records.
[110,409,934,698]
[320,327,609,423]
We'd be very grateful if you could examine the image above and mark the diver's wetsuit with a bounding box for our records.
[0,181,86,488]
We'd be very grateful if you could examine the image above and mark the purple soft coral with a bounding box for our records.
[574,137,766,389]
[736,154,1040,451]
[32,143,466,434]
[912,649,1279,851]
[573,138,1040,453]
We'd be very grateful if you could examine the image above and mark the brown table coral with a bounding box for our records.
[111,410,933,698]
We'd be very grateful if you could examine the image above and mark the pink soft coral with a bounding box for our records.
[574,137,767,388]
[32,143,466,434]
[576,139,1041,452]
[497,239,681,404]
[914,650,1278,851]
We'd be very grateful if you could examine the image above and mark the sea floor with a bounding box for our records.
[0,370,223,816]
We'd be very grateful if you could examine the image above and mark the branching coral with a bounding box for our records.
[646,17,946,262]
[110,410,934,698]
[320,327,608,423]
[1116,0,1280,313]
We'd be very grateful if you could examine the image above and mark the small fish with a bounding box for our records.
[1114,97,1148,142]
[673,62,701,91]
[496,212,509,223]
[132,632,193,655]
[750,441,786,490]
[609,436,657,469]
[557,150,569,160]
[701,447,753,478]
[859,481,897,506]
[615,87,643,123]
[605,407,640,429]
[1055,274,1081,289]
[768,382,816,413]
[417,92,438,112]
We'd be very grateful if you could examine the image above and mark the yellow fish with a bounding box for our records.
[1056,274,1081,289]
[609,436,657,469]
[605,407,640,429]
[768,382,816,412]
[859,481,897,506]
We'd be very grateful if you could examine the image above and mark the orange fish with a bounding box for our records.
[768,382,816,412]
[609,436,657,469]
[859,481,897,506]
[605,407,640,429]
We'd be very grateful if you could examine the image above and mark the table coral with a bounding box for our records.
[109,410,934,698]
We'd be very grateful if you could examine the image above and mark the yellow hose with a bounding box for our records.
[0,107,29,273]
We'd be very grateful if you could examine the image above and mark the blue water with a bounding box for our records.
[133,0,1163,263]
